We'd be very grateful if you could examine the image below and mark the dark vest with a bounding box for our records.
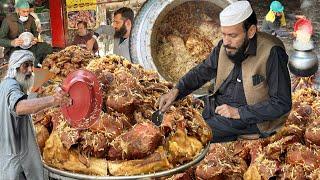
[214,32,288,133]
[6,14,34,40]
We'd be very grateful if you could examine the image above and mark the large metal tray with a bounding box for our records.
[44,143,210,180]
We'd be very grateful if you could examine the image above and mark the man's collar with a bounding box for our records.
[246,34,257,56]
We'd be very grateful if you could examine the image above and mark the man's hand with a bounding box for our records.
[11,38,24,47]
[158,88,179,113]
[52,87,72,107]
[31,37,38,45]
[215,104,240,119]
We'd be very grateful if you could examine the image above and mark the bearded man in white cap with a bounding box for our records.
[0,50,71,179]
[158,1,291,142]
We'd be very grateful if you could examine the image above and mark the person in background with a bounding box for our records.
[112,7,134,62]
[158,1,292,143]
[94,17,115,56]
[0,0,52,66]
[261,0,305,37]
[0,50,71,179]
[72,21,99,54]
[28,3,41,33]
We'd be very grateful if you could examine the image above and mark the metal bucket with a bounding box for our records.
[289,49,319,77]
[130,0,235,96]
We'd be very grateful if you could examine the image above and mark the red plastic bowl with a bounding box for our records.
[294,18,313,34]
[61,69,102,129]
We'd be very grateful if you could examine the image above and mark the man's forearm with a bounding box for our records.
[0,38,12,47]
[238,98,291,124]
[16,96,55,115]
[175,66,213,100]
[175,48,219,100]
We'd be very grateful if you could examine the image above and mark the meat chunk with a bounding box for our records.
[89,112,128,140]
[108,146,172,176]
[165,167,195,180]
[244,153,279,180]
[232,139,264,160]
[160,109,185,136]
[184,108,212,145]
[278,164,306,180]
[79,131,109,158]
[165,128,203,165]
[57,122,81,150]
[308,168,320,179]
[286,143,320,172]
[108,122,163,160]
[196,143,247,180]
[305,121,320,146]
[35,123,50,154]
[264,136,297,161]
[43,131,108,176]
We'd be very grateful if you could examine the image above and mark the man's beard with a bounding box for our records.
[15,72,34,93]
[224,36,249,64]
[114,24,127,38]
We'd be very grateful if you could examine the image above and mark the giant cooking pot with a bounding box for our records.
[289,49,319,77]
[130,0,236,95]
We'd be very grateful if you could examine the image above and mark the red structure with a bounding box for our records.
[49,0,67,48]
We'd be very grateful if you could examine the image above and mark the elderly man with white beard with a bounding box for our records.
[0,50,71,179]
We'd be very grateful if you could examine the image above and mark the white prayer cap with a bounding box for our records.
[220,1,253,26]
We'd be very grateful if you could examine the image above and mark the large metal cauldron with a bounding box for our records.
[289,49,319,77]
[130,0,235,95]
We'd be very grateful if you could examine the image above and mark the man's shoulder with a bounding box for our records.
[1,78,20,88]
[214,40,224,55]
[5,13,18,22]
[77,33,93,41]
[257,32,285,49]
[28,14,35,21]
[86,32,95,40]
